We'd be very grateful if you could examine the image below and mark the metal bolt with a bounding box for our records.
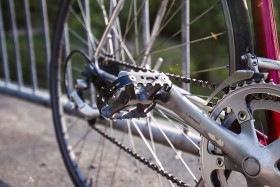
[238,111,247,121]
[160,76,167,82]
[129,75,136,81]
[243,157,260,176]
[252,60,258,66]
[216,157,224,167]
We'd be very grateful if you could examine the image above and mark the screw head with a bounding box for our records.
[129,75,136,81]
[238,111,247,121]
[216,157,224,167]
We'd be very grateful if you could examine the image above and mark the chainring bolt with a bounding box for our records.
[238,111,247,121]
[129,75,136,81]
[216,157,224,167]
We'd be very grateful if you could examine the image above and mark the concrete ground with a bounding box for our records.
[0,93,246,187]
[0,93,72,187]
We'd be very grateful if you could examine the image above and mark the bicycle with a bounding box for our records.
[50,0,280,186]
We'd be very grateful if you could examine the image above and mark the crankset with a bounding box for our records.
[201,80,280,187]
[97,71,172,119]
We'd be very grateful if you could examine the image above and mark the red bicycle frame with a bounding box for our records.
[251,0,280,143]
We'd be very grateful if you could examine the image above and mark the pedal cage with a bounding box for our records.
[97,71,172,119]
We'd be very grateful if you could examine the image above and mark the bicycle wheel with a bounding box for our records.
[50,0,253,186]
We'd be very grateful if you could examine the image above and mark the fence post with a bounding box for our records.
[8,0,23,89]
[24,0,38,92]
[0,0,10,85]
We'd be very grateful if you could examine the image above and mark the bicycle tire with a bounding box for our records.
[50,0,253,186]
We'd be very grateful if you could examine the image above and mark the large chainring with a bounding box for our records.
[201,80,280,186]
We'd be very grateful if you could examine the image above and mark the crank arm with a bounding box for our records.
[160,87,251,166]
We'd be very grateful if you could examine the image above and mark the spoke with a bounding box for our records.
[258,112,267,145]
[126,120,144,187]
[133,0,139,55]
[147,118,164,187]
[72,66,84,73]
[69,6,96,50]
[86,132,104,179]
[151,31,226,54]
[188,65,229,75]
[109,129,126,187]
[151,116,198,183]
[76,126,91,163]
[94,0,125,59]
[131,120,164,169]
[158,2,184,35]
[189,1,219,25]
[65,117,80,134]
[162,0,176,24]
[157,109,200,151]
[189,31,226,44]
[141,0,168,66]
[68,27,97,51]
[72,128,91,149]
[94,135,106,186]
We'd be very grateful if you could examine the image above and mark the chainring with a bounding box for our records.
[201,80,280,187]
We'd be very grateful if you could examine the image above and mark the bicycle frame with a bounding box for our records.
[251,0,280,143]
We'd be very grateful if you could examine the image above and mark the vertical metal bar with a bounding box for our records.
[40,0,51,88]
[181,0,190,91]
[251,0,280,143]
[82,0,92,57]
[0,0,10,85]
[82,0,95,105]
[142,0,151,67]
[64,24,73,90]
[23,0,38,92]
[8,0,23,89]
[141,0,168,67]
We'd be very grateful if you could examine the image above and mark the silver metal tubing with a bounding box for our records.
[82,0,95,106]
[181,0,190,91]
[40,0,51,87]
[64,24,73,89]
[257,57,280,71]
[0,0,10,85]
[142,0,151,67]
[0,80,50,107]
[8,0,23,89]
[102,118,200,155]
[94,0,125,60]
[160,87,244,162]
[141,0,168,67]
[24,0,38,92]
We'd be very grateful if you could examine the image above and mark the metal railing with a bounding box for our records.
[0,0,52,106]
[0,0,190,106]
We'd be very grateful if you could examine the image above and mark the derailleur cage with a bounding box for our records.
[97,71,172,119]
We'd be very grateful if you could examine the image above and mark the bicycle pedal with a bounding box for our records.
[97,71,172,119]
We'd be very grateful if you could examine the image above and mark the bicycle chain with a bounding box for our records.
[99,56,217,89]
[90,124,191,187]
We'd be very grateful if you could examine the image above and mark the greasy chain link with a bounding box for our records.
[90,124,191,187]
[99,56,217,89]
